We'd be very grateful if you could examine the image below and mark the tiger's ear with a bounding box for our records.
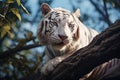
[41,3,52,16]
[73,9,80,18]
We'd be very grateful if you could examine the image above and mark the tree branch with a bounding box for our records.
[0,44,41,59]
[103,0,111,26]
[42,20,120,80]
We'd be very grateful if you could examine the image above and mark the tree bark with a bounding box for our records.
[40,20,120,80]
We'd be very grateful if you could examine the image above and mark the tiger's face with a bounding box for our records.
[37,3,80,51]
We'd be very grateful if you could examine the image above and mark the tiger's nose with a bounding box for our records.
[58,34,68,40]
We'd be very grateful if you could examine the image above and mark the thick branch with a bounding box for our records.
[43,20,120,80]
[0,44,41,59]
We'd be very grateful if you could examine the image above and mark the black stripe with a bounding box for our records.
[40,21,44,32]
[45,21,48,35]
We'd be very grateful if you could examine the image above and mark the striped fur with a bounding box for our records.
[37,3,120,80]
[81,59,120,80]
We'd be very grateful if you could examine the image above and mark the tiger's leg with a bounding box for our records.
[41,54,70,76]
[82,58,120,80]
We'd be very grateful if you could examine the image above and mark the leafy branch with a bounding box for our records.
[0,0,29,38]
[0,43,41,59]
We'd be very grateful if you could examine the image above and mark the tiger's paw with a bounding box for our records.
[41,57,63,76]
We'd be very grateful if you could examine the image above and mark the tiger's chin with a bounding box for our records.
[52,40,72,51]
[53,44,67,51]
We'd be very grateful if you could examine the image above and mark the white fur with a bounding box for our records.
[38,3,98,75]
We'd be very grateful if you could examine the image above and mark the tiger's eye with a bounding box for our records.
[69,23,74,31]
[69,23,74,28]
[53,22,58,27]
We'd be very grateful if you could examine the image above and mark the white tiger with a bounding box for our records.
[37,3,120,80]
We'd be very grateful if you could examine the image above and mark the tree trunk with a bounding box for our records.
[41,20,120,80]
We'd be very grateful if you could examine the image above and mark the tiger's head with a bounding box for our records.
[37,3,80,51]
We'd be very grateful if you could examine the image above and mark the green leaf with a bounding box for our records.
[20,4,30,15]
[16,0,21,6]
[11,8,21,21]
[7,31,14,38]
[27,31,33,39]
[6,0,15,3]
[0,14,5,18]
[0,25,10,38]
[0,30,6,38]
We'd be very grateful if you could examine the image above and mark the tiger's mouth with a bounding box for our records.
[52,39,70,46]
[53,42,65,46]
[52,39,72,51]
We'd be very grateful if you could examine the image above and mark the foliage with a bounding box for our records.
[0,0,54,79]
[0,0,41,79]
[0,0,29,39]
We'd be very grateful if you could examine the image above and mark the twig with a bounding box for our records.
[3,3,9,16]
[90,0,112,25]
[0,44,41,59]
[103,0,111,26]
